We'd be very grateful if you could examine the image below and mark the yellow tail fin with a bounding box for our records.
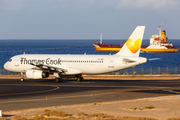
[115,26,145,57]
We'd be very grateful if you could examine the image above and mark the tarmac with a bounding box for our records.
[0,75,180,120]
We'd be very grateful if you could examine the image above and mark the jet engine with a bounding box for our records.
[26,69,49,79]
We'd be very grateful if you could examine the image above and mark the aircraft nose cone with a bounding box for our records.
[4,62,9,70]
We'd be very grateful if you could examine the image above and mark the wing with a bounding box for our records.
[29,63,82,75]
[30,63,67,73]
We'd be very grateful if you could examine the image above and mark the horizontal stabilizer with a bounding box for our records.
[123,58,136,64]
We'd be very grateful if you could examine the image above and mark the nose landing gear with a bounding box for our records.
[21,72,25,82]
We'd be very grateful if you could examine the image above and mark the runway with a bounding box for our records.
[0,78,180,111]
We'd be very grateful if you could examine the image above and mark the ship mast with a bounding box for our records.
[100,33,102,44]
[157,23,163,40]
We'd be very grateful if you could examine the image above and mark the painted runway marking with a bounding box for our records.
[0,84,171,104]
[0,84,168,97]
[0,91,120,104]
[163,89,180,94]
[0,84,59,96]
[56,84,168,89]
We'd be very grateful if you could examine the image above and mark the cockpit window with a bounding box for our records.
[8,59,12,62]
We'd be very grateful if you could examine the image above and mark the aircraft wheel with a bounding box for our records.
[55,78,62,83]
[21,72,25,82]
[76,77,81,82]
[59,78,62,82]
[80,77,84,82]
[76,77,84,82]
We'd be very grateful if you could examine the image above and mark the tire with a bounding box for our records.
[55,78,62,83]
[55,78,59,83]
[76,77,84,82]
[76,77,81,82]
[80,77,84,82]
[59,77,62,82]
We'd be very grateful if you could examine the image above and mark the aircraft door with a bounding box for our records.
[14,58,19,66]
[108,57,114,68]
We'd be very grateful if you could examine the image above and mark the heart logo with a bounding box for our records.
[126,38,142,53]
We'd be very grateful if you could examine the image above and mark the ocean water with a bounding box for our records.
[0,39,180,68]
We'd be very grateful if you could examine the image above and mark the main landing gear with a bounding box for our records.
[54,72,62,83]
[75,74,84,82]
[54,75,84,83]
[54,77,62,83]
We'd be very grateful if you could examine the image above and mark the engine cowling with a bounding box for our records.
[26,69,49,79]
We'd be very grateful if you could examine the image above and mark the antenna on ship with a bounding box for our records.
[100,33,103,44]
[157,23,163,39]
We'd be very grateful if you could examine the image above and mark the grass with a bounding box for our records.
[167,118,180,120]
[87,113,115,119]
[11,111,159,120]
[1,110,180,120]
[14,115,28,120]
[130,105,155,111]
[77,112,86,116]
[44,109,66,117]
[32,114,45,120]
[119,116,158,120]
[144,105,154,109]
[93,102,101,105]
[130,107,137,110]
[0,118,6,120]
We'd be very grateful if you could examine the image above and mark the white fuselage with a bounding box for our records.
[4,26,147,80]
[4,54,147,74]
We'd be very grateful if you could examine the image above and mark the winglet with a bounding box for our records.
[115,26,145,57]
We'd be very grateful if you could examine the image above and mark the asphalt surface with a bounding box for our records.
[0,78,180,111]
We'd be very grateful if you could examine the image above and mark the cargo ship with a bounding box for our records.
[93,33,123,52]
[141,23,178,53]
[93,23,178,53]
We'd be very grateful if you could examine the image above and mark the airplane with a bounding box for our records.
[4,26,148,83]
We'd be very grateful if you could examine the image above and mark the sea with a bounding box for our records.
[0,39,180,68]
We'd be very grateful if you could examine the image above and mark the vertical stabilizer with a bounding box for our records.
[115,26,145,57]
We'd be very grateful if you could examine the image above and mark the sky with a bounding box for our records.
[0,0,180,39]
